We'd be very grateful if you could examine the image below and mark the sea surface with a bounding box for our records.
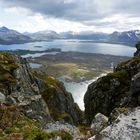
[0,40,136,110]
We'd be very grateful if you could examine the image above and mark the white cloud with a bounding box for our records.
[11,11,96,33]
[64,0,75,4]
[0,22,3,26]
[0,0,140,33]
[4,7,30,16]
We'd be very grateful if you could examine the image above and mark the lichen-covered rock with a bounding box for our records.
[89,108,140,140]
[44,121,80,138]
[0,52,51,125]
[108,107,129,124]
[90,113,108,135]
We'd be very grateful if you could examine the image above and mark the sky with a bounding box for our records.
[0,0,140,33]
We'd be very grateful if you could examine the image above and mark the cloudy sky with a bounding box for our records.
[0,0,140,33]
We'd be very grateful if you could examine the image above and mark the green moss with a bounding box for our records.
[44,76,64,91]
[114,107,129,113]
[54,131,72,140]
[78,125,90,136]
[0,52,18,89]
[0,105,72,140]
[117,56,140,71]
[97,70,129,91]
[25,129,72,140]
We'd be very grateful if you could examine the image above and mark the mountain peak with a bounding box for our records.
[0,26,9,32]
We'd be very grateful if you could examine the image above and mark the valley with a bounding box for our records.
[29,51,130,83]
[27,51,130,110]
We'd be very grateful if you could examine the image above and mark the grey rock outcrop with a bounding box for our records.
[89,107,140,140]
[45,121,80,138]
[41,76,83,125]
[0,92,6,103]
[90,113,108,135]
[0,52,51,125]
[84,70,131,123]
[0,52,83,127]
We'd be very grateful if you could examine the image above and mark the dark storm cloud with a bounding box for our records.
[1,0,140,26]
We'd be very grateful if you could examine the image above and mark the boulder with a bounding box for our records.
[0,92,6,103]
[45,121,80,138]
[90,113,108,135]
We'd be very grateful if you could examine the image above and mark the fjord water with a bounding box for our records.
[0,39,136,56]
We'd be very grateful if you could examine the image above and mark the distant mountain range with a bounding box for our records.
[24,30,60,41]
[0,26,140,46]
[0,26,32,44]
[59,31,108,41]
[109,30,140,46]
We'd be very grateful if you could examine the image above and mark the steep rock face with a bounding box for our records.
[84,43,140,124]
[84,70,131,123]
[41,76,83,125]
[0,52,51,125]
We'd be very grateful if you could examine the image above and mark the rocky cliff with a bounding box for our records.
[84,42,140,124]
[0,52,82,139]
[0,52,51,125]
[41,76,83,125]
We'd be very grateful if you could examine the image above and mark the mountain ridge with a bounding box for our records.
[0,26,140,46]
[0,26,32,45]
